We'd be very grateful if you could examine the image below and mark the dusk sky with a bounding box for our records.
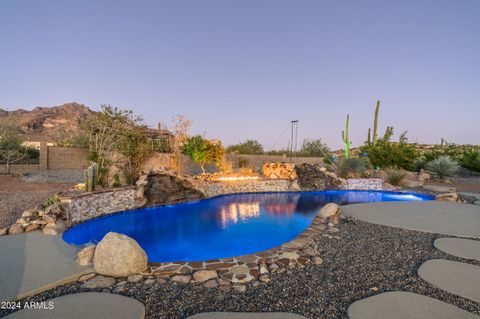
[1,0,479,150]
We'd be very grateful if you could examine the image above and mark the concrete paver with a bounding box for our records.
[434,238,480,261]
[348,291,479,319]
[418,259,480,303]
[5,292,145,319]
[0,232,92,302]
[342,201,480,238]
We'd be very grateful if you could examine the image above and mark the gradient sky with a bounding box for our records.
[1,0,479,149]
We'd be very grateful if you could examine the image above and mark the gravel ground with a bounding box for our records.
[2,221,479,318]
[20,170,84,184]
[0,175,74,228]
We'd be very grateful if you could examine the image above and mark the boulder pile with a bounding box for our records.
[0,201,69,236]
[262,162,297,180]
[294,163,346,190]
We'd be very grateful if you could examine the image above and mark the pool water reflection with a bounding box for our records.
[63,190,433,262]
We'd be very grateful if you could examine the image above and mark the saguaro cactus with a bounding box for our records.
[372,100,380,145]
[84,162,98,192]
[342,114,353,159]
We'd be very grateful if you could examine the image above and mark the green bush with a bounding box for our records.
[361,130,419,171]
[425,156,460,180]
[42,194,60,209]
[385,168,408,186]
[458,149,480,172]
[336,157,367,179]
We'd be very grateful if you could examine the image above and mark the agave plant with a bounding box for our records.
[425,155,459,180]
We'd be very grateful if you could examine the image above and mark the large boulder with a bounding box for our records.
[262,162,297,180]
[319,203,340,218]
[93,232,148,277]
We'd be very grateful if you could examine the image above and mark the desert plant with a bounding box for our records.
[227,140,264,154]
[425,156,460,180]
[367,100,381,145]
[385,168,408,186]
[42,194,60,209]
[298,139,331,158]
[336,157,367,179]
[458,149,480,172]
[362,128,419,171]
[0,119,27,174]
[182,136,225,173]
[341,114,353,159]
[112,174,121,188]
[84,162,98,192]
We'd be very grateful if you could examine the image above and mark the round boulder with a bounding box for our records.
[94,232,148,277]
[319,203,340,218]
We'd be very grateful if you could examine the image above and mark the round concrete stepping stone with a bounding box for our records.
[418,259,480,303]
[5,292,145,319]
[342,201,480,238]
[188,314,307,319]
[434,238,480,261]
[348,291,479,319]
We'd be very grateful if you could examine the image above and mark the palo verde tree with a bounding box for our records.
[76,105,149,186]
[182,135,225,173]
[298,139,331,158]
[0,119,27,174]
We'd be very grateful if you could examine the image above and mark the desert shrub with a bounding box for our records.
[112,174,121,188]
[425,156,460,180]
[297,139,331,158]
[336,157,367,179]
[362,130,419,171]
[458,149,480,172]
[237,158,250,168]
[227,140,264,154]
[42,194,60,209]
[385,168,408,186]
[182,135,225,173]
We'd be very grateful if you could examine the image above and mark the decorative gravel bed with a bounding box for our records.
[2,221,479,319]
[20,170,84,184]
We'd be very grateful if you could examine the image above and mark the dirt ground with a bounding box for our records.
[0,175,73,228]
[425,178,480,193]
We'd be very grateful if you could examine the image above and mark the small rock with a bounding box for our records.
[319,203,340,218]
[259,263,269,275]
[269,263,279,272]
[24,224,40,232]
[219,285,230,293]
[77,245,96,266]
[328,227,340,233]
[144,279,155,285]
[216,278,231,286]
[157,278,167,284]
[42,220,66,235]
[259,275,270,283]
[370,287,379,292]
[193,270,218,283]
[204,279,219,288]
[301,247,318,256]
[171,275,192,284]
[16,218,28,225]
[42,214,56,224]
[127,274,143,283]
[78,273,96,282]
[113,285,125,293]
[233,285,246,293]
[8,224,24,235]
[277,268,286,274]
[312,256,323,265]
[82,275,115,289]
[0,227,8,236]
[21,210,34,218]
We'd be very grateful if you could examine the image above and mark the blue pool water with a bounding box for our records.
[63,190,433,262]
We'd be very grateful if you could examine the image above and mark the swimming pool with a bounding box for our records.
[63,190,433,262]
